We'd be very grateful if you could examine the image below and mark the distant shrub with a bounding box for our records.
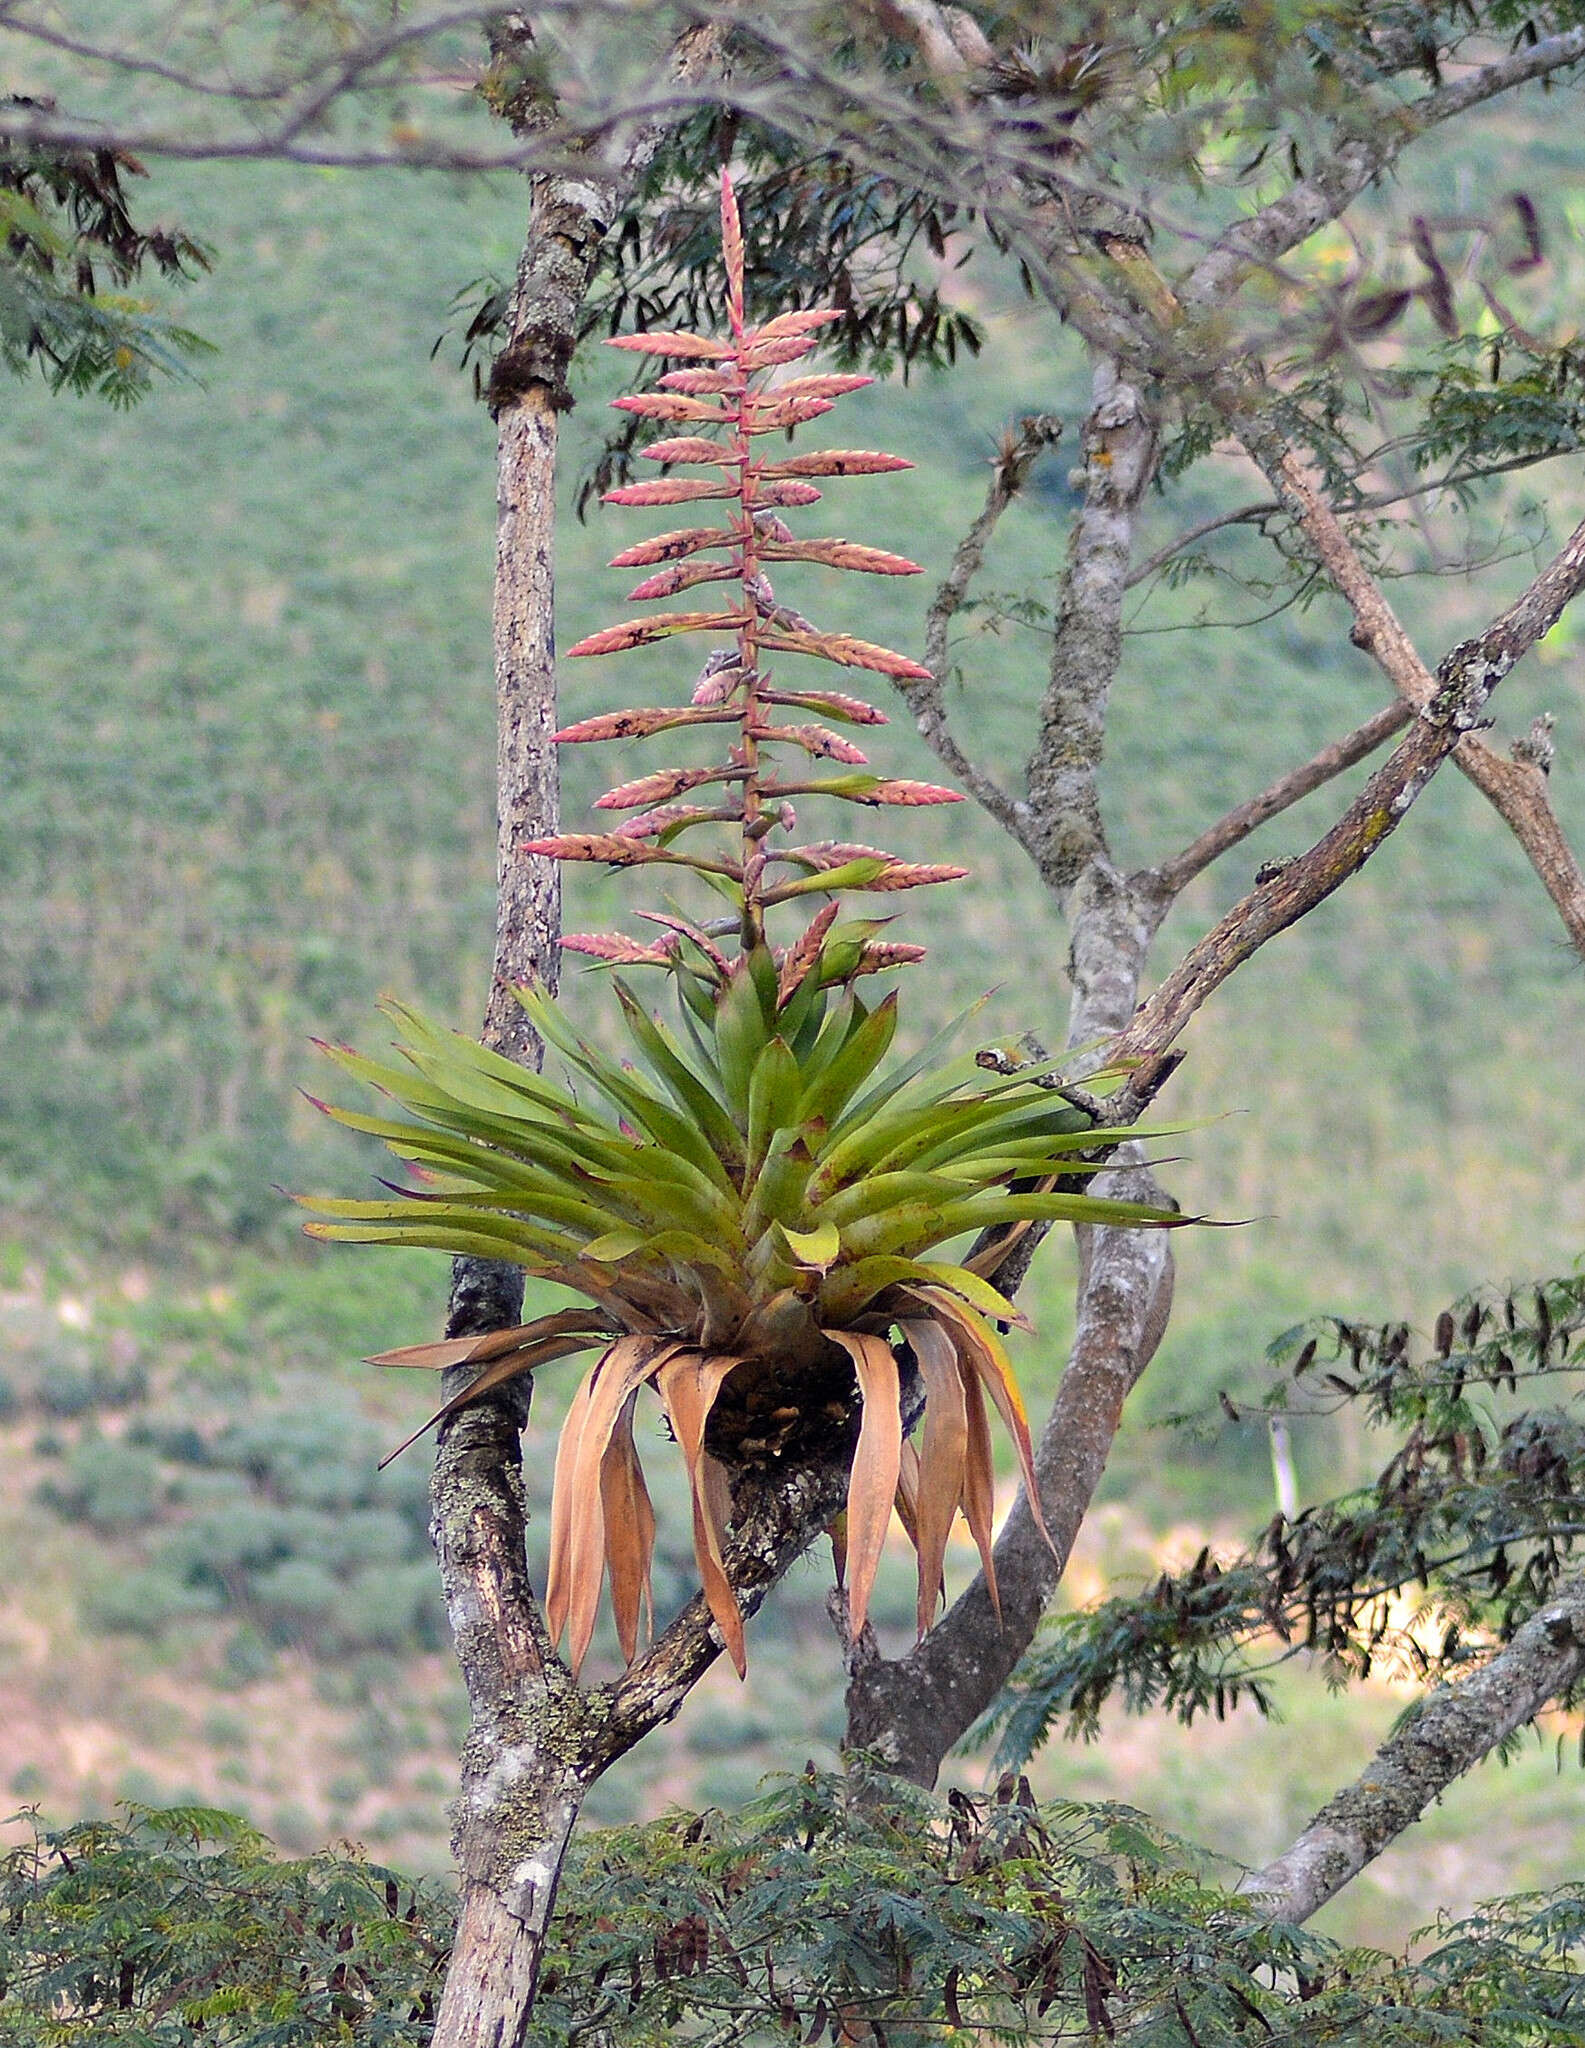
[32,1355,149,1419]
[45,1401,445,1661]
[36,1437,164,1531]
[82,1567,222,1636]
[127,1418,210,1464]
[0,1808,449,2043]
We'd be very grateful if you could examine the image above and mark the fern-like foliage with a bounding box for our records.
[13,1785,1585,2046]
[305,173,1193,1679]
[0,114,212,404]
[980,1272,1585,1767]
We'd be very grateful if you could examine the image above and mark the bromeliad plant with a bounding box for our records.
[301,172,1188,1681]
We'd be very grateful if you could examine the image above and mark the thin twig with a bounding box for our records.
[900,414,1063,849]
[1249,444,1585,959]
[1154,698,1411,895]
[1113,512,1585,1067]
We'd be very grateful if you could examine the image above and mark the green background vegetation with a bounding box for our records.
[2,116,1583,1949]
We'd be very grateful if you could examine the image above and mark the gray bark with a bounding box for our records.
[1024,361,1156,893]
[1244,1574,1585,1925]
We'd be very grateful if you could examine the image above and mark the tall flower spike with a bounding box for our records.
[544,167,964,989]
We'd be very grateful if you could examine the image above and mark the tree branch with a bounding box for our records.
[900,413,1062,850]
[846,1155,1174,1784]
[1181,26,1585,309]
[1247,444,1585,962]
[1024,359,1158,890]
[1243,1570,1585,1925]
[1113,513,1585,1066]
[589,1450,854,1769]
[1153,698,1411,897]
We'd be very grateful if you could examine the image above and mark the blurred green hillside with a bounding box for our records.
[2,128,1584,1950]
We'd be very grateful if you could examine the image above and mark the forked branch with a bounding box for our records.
[1244,1570,1585,1925]
[1154,699,1411,897]
[1114,514,1585,1066]
[907,413,1064,850]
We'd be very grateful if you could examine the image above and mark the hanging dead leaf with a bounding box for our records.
[900,1319,969,1637]
[895,1437,922,1549]
[560,1336,685,1676]
[826,1331,902,1638]
[914,1289,1055,1558]
[655,1350,749,1676]
[959,1362,1000,1620]
[601,1390,658,1663]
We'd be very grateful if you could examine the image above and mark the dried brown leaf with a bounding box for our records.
[601,1390,657,1664]
[366,1307,614,1372]
[895,1438,922,1550]
[959,1362,1001,1620]
[916,1289,1055,1558]
[561,1336,685,1677]
[827,1331,902,1639]
[545,1352,606,1657]
[900,1318,970,1637]
[655,1350,748,1676]
[374,1326,614,1469]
